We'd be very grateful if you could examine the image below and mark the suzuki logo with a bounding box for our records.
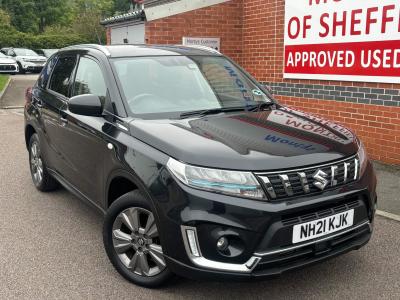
[312,170,329,190]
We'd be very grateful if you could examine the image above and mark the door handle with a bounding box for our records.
[33,97,43,108]
[60,112,68,125]
[60,116,68,125]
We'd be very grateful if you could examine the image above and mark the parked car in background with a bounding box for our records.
[0,48,47,74]
[35,49,59,58]
[0,52,19,74]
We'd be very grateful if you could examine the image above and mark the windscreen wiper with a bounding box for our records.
[179,107,245,119]
[246,102,275,112]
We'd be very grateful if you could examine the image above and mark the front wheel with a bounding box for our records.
[103,191,173,288]
[17,62,26,74]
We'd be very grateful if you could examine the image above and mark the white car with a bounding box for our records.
[0,48,47,74]
[0,52,19,74]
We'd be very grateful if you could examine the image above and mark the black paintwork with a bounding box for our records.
[24,44,376,280]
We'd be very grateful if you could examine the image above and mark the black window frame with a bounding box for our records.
[69,54,115,115]
[38,54,59,90]
[47,54,78,99]
[71,55,108,101]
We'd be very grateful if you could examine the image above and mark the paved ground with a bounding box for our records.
[375,163,400,216]
[0,74,38,108]
[0,109,399,300]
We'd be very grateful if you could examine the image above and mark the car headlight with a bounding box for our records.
[357,138,368,176]
[167,158,266,200]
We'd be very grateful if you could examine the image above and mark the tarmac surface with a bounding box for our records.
[0,74,38,108]
[0,76,399,299]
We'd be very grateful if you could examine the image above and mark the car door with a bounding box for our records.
[35,54,77,172]
[55,55,110,204]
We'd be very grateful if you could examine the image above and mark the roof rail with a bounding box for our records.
[61,44,111,56]
[180,45,221,55]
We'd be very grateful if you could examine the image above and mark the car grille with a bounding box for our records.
[256,156,359,201]
[0,65,16,71]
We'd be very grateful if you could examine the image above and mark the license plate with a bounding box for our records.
[292,209,354,244]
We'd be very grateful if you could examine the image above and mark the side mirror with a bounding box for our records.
[69,94,103,117]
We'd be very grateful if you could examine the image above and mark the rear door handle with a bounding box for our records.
[60,117,68,125]
[33,97,43,108]
[60,111,68,125]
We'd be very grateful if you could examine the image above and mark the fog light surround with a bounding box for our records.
[186,229,200,257]
[181,225,261,273]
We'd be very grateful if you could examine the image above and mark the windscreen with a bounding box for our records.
[43,49,58,57]
[112,56,271,118]
[14,49,39,56]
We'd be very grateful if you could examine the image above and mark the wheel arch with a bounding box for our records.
[25,124,36,149]
[105,169,157,212]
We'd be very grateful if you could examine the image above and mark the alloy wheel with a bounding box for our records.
[112,207,166,277]
[30,141,43,185]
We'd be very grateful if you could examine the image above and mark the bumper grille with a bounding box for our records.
[256,156,359,201]
[254,221,371,274]
[0,65,16,71]
[281,199,360,226]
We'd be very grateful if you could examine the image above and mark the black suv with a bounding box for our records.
[24,44,377,287]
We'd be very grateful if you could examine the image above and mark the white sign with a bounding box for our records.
[183,37,221,51]
[284,0,400,83]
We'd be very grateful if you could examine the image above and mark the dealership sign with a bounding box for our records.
[284,0,400,83]
[183,37,221,51]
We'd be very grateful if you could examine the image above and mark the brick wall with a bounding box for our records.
[145,0,243,63]
[240,0,400,165]
[106,27,111,45]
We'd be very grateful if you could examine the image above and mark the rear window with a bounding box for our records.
[48,56,77,97]
[38,55,58,89]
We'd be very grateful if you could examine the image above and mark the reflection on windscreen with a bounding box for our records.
[113,56,270,117]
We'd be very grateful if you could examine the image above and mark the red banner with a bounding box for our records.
[285,40,400,77]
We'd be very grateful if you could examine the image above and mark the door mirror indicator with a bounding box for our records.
[68,94,103,117]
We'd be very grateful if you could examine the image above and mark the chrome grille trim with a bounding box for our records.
[259,176,276,199]
[279,174,293,196]
[255,155,359,201]
[256,155,357,175]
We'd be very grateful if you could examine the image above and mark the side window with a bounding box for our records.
[38,55,58,89]
[72,57,107,105]
[48,56,77,97]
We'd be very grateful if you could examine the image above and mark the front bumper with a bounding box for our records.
[153,161,376,280]
[0,64,19,73]
[21,62,45,71]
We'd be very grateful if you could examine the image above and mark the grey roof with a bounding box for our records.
[100,9,145,25]
[100,0,179,25]
[60,44,223,58]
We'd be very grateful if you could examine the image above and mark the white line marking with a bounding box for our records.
[2,106,24,109]
[376,210,400,222]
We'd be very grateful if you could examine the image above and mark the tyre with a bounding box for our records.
[103,190,173,288]
[17,62,26,74]
[29,133,58,191]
